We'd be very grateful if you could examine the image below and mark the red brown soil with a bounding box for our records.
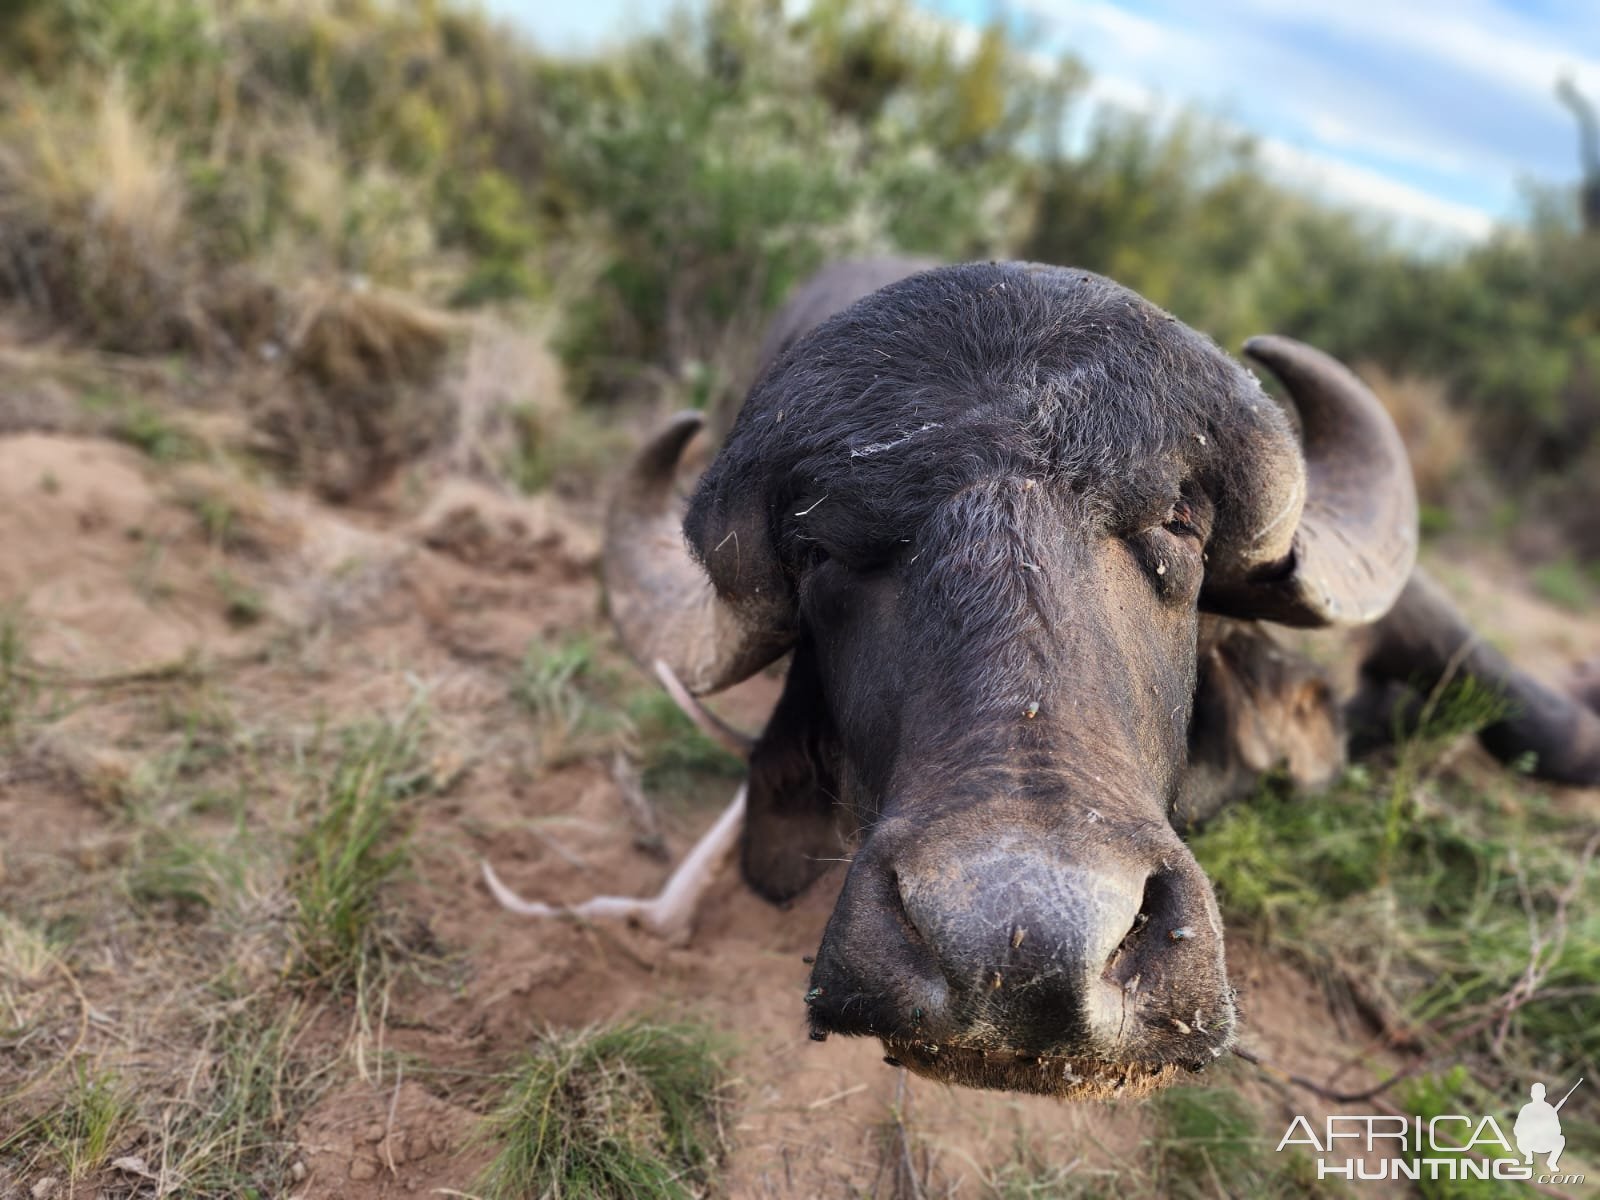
[3,432,1597,1199]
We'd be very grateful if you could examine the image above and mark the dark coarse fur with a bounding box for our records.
[679,264,1278,1092]
[696,262,1284,607]
[693,265,1288,763]
[658,260,1600,1099]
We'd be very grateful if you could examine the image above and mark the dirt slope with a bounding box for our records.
[2,431,1596,1199]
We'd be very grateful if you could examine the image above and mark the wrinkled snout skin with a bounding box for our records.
[812,809,1235,1081]
[807,811,1234,1097]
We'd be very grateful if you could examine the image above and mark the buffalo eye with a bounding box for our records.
[1165,500,1201,540]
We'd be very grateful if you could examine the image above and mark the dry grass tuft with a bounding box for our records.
[0,75,464,501]
[1360,364,1476,510]
[0,912,56,991]
[155,999,325,1197]
[429,315,628,499]
[1,1064,136,1185]
[474,1021,730,1200]
[287,284,455,396]
[0,78,197,353]
[443,318,564,483]
[247,284,460,499]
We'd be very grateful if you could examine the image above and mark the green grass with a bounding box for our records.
[291,710,432,991]
[128,823,257,920]
[1194,682,1600,1150]
[514,632,744,788]
[0,605,34,741]
[514,635,611,735]
[0,606,75,745]
[3,1001,325,1199]
[106,688,242,816]
[1,1064,135,1183]
[1398,1067,1523,1200]
[513,633,633,767]
[474,1021,729,1200]
[1531,557,1598,612]
[1148,1087,1334,1199]
[986,1141,1089,1197]
[3,697,337,1198]
[114,401,200,461]
[982,1086,1336,1199]
[181,487,262,557]
[1419,503,1454,540]
[79,383,199,461]
[157,1000,320,1198]
[212,567,266,626]
[626,689,745,792]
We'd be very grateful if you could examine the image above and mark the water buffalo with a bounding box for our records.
[496,258,1600,1100]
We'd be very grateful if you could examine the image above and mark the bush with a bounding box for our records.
[1,0,1597,528]
[543,0,1056,405]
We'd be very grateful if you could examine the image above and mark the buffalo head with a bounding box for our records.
[604,262,1417,1097]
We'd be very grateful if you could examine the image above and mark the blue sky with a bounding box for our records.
[484,0,1600,239]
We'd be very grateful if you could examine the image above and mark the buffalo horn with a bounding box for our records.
[603,411,794,694]
[1206,336,1419,627]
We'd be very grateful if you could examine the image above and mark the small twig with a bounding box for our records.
[1498,829,1599,1051]
[1234,980,1535,1106]
[611,751,667,861]
[652,660,754,758]
[805,1082,868,1110]
[382,1060,404,1178]
[890,1069,925,1200]
[1235,844,1597,1109]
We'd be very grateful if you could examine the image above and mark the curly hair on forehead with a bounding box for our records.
[696,262,1290,583]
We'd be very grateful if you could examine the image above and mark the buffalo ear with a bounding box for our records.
[1177,625,1343,829]
[741,641,847,905]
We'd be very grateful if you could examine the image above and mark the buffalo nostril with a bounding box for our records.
[1102,871,1183,984]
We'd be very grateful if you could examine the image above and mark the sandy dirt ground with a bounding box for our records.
[2,430,1596,1199]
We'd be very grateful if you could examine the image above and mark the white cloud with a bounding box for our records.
[1303,113,1471,178]
[1015,0,1590,234]
[1064,1,1197,64]
[1081,67,1495,239]
[1255,138,1495,239]
[1237,0,1600,105]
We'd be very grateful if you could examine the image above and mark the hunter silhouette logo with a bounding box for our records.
[1516,1078,1582,1172]
[1276,1075,1588,1185]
